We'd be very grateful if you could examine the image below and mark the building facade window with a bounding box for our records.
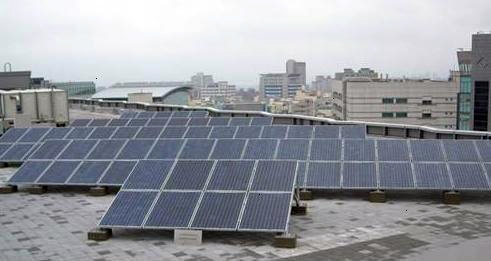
[422,113,432,119]
[382,98,393,104]
[382,112,394,118]
[395,98,408,104]
[395,112,408,118]
[422,100,432,105]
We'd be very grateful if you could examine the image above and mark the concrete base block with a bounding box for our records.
[274,233,297,248]
[443,191,460,205]
[27,186,47,194]
[88,228,112,241]
[0,185,17,194]
[291,203,307,216]
[369,190,386,203]
[89,186,108,196]
[299,190,313,200]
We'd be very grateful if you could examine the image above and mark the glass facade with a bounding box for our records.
[52,81,96,97]
[458,76,472,130]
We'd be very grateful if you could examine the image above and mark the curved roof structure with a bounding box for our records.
[91,86,192,100]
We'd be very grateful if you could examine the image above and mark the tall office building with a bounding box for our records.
[456,50,472,130]
[471,32,491,131]
[259,59,306,99]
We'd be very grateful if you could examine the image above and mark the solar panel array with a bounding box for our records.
[119,110,209,119]
[71,117,274,127]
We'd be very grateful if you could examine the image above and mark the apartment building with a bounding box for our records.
[259,59,306,99]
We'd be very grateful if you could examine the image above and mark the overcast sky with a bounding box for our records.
[1,0,490,88]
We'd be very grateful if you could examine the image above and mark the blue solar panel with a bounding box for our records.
[108,118,130,127]
[70,119,91,127]
[377,140,409,161]
[210,139,246,159]
[147,139,185,159]
[167,118,189,126]
[0,144,11,157]
[0,143,35,161]
[188,118,210,126]
[313,126,340,138]
[147,118,169,126]
[410,140,444,162]
[209,127,236,138]
[239,193,291,231]
[413,163,451,189]
[306,162,341,188]
[155,111,173,118]
[8,161,52,183]
[99,191,158,227]
[276,139,309,160]
[137,111,156,118]
[310,139,341,161]
[120,111,138,118]
[343,139,375,161]
[251,161,297,191]
[112,127,140,139]
[123,160,175,190]
[172,111,191,118]
[37,161,81,184]
[476,141,491,162]
[88,127,117,139]
[379,163,414,189]
[287,126,313,139]
[128,118,149,127]
[242,139,277,159]
[341,125,366,138]
[87,140,126,159]
[18,128,50,143]
[179,139,214,159]
[29,139,69,159]
[135,127,163,139]
[261,126,287,139]
[208,117,230,126]
[145,192,200,228]
[250,117,273,126]
[68,161,111,184]
[88,119,110,127]
[164,160,214,190]
[191,192,245,229]
[443,140,480,162]
[184,127,212,138]
[98,161,137,185]
[229,117,251,126]
[42,128,71,140]
[235,126,262,138]
[449,163,489,189]
[58,140,97,159]
[189,111,208,117]
[66,127,94,139]
[207,161,255,190]
[296,161,307,186]
[160,126,187,138]
[117,139,155,159]
[0,128,28,143]
[342,163,376,188]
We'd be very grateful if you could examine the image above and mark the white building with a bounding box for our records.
[332,77,459,129]
[199,81,236,99]
[259,59,306,99]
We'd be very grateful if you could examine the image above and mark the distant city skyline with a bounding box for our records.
[1,0,490,87]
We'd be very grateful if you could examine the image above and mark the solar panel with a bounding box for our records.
[209,126,236,138]
[8,161,52,183]
[449,163,489,189]
[58,140,97,159]
[235,126,262,138]
[29,139,69,159]
[341,125,366,138]
[0,143,36,161]
[164,160,214,190]
[413,163,451,189]
[137,111,156,118]
[261,126,287,139]
[98,161,137,185]
[313,125,340,139]
[88,127,117,139]
[207,160,255,190]
[0,128,28,143]
[410,140,444,162]
[229,117,251,126]
[135,127,163,139]
[88,119,110,127]
[155,111,173,118]
[120,111,138,118]
[343,139,375,161]
[145,192,200,228]
[112,127,140,139]
[276,139,309,160]
[210,139,246,159]
[147,139,185,159]
[476,141,491,162]
[191,192,245,230]
[117,139,155,159]
[310,139,341,161]
[65,127,94,139]
[99,191,158,227]
[188,118,210,126]
[70,119,91,127]
[287,126,313,139]
[127,118,149,127]
[147,118,169,126]
[42,128,71,140]
[251,160,297,191]
[238,192,291,231]
[18,128,49,143]
[179,139,215,159]
[172,111,191,118]
[342,163,376,188]
[67,161,111,184]
[443,140,480,162]
[184,127,212,138]
[250,117,273,126]
[108,118,130,127]
[37,161,81,184]
[0,144,11,158]
[296,161,307,186]
[123,160,175,190]
[305,162,341,188]
[208,117,230,126]
[189,111,208,117]
[377,140,409,162]
[87,140,126,159]
[159,126,186,138]
[167,118,189,126]
[378,163,414,189]
[242,139,277,159]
